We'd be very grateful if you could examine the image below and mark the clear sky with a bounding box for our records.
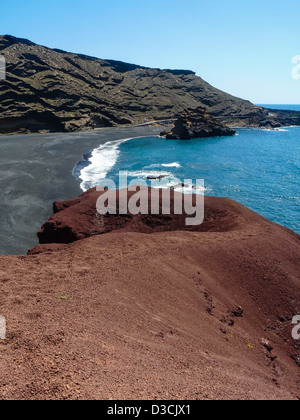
[1,0,299,104]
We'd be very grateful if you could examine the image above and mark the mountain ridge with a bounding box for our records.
[1,35,300,135]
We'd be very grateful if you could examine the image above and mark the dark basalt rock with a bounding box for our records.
[147,175,168,180]
[161,107,236,140]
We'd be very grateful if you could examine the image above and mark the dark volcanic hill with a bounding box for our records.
[1,35,300,135]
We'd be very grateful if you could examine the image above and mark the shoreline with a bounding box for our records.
[0,125,169,255]
[1,121,299,138]
[1,124,298,255]
[0,120,176,138]
[76,135,168,192]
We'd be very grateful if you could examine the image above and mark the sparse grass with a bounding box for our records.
[58,294,72,301]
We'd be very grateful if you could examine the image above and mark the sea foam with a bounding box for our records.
[79,138,132,191]
[161,162,181,168]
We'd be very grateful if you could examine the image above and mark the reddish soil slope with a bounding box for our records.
[0,189,299,400]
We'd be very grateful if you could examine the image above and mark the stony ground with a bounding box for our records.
[0,192,299,400]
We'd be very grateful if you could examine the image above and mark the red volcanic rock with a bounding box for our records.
[28,243,69,256]
[0,192,299,400]
[0,188,299,400]
[35,187,274,246]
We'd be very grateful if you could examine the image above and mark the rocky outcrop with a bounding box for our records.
[1,35,300,135]
[161,107,236,139]
[29,187,295,252]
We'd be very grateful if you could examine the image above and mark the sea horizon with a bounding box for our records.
[257,104,300,111]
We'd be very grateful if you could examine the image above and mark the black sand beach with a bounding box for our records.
[0,126,168,255]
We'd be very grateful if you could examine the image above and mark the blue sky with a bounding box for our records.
[1,0,299,103]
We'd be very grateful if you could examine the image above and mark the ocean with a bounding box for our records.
[76,105,300,234]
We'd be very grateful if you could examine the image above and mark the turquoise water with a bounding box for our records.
[78,106,300,234]
[259,104,300,112]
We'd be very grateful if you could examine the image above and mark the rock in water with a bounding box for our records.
[161,107,236,139]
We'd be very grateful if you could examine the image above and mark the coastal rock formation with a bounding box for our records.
[32,187,263,247]
[0,188,299,399]
[161,107,236,139]
[1,35,300,135]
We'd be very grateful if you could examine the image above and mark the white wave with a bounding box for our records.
[150,177,208,195]
[144,162,182,169]
[78,137,206,195]
[79,137,132,191]
[161,162,182,168]
[126,170,172,179]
